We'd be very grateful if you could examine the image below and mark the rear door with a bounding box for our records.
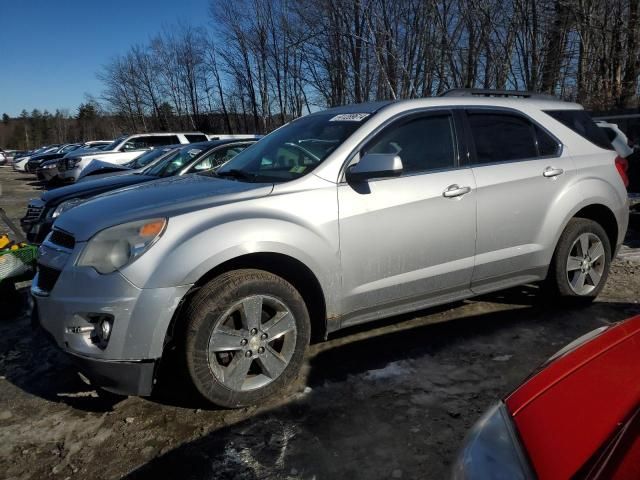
[338,110,477,318]
[464,108,574,292]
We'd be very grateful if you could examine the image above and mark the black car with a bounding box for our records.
[21,139,256,243]
[26,144,82,173]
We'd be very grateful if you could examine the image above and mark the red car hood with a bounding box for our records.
[505,314,640,479]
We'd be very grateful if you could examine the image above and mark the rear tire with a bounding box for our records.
[545,218,611,304]
[183,269,310,408]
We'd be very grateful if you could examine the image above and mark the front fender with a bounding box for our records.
[119,188,342,316]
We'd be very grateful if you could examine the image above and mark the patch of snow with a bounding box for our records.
[363,362,412,380]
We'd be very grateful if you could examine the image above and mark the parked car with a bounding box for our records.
[22,140,256,244]
[0,149,7,165]
[453,314,640,480]
[26,143,83,173]
[12,145,61,172]
[36,142,116,184]
[80,135,261,180]
[33,91,629,408]
[76,146,176,181]
[596,120,634,158]
[57,132,208,183]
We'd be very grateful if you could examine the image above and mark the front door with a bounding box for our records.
[338,111,477,320]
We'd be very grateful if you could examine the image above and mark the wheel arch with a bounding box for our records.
[164,252,329,355]
[571,204,619,250]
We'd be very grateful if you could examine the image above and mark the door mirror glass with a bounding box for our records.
[347,153,403,182]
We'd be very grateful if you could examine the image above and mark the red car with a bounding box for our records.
[453,314,640,479]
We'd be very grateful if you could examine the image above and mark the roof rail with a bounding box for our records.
[439,88,557,100]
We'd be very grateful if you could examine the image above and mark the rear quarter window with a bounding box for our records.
[545,110,614,151]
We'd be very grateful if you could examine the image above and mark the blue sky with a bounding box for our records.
[0,0,210,117]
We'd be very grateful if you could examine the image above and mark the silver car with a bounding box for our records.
[33,92,629,407]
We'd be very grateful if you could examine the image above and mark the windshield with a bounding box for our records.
[143,147,204,177]
[103,135,127,151]
[215,113,369,182]
[124,148,171,169]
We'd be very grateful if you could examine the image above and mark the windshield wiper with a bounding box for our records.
[216,169,254,181]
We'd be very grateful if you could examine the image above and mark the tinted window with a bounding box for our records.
[468,113,537,164]
[535,125,561,156]
[185,134,208,143]
[545,110,614,150]
[364,114,456,174]
[146,135,180,147]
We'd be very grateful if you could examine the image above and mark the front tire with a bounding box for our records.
[546,218,612,303]
[183,269,310,408]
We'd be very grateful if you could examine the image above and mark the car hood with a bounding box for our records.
[30,152,65,162]
[54,174,275,241]
[42,173,156,205]
[79,159,132,178]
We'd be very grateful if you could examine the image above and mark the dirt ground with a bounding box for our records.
[1,165,639,480]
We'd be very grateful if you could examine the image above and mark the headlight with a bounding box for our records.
[77,218,167,274]
[452,403,534,480]
[66,157,82,168]
[52,198,87,218]
[42,163,57,169]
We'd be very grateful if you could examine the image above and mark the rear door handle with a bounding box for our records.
[543,167,564,178]
[443,184,471,198]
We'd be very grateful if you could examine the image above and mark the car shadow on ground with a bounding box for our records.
[121,296,640,480]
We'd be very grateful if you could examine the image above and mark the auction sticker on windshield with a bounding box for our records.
[329,113,370,122]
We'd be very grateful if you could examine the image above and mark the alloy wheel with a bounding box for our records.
[207,295,297,392]
[566,232,606,295]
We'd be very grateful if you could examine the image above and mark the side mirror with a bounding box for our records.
[346,153,403,182]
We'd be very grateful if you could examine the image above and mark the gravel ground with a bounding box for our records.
[1,165,639,480]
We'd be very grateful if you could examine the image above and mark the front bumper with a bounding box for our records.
[38,167,59,182]
[36,316,156,395]
[57,166,80,183]
[32,239,192,395]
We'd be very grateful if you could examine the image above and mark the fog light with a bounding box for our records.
[100,319,112,341]
[87,314,114,349]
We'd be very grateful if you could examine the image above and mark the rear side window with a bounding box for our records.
[468,113,537,163]
[146,135,180,146]
[467,112,560,164]
[545,110,614,150]
[364,114,456,174]
[185,134,208,143]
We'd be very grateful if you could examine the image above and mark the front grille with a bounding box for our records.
[36,264,61,292]
[50,230,76,250]
[24,204,44,222]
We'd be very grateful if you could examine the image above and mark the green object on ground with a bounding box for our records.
[0,244,38,281]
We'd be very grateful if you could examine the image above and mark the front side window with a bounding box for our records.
[215,112,369,182]
[362,114,456,174]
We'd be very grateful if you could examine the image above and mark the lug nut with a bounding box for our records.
[240,339,248,346]
[245,350,252,358]
[250,328,258,335]
[258,347,265,354]
[260,333,268,340]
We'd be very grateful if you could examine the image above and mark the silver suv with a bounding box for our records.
[33,91,629,407]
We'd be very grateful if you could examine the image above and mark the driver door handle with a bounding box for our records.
[543,166,564,178]
[443,184,471,198]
